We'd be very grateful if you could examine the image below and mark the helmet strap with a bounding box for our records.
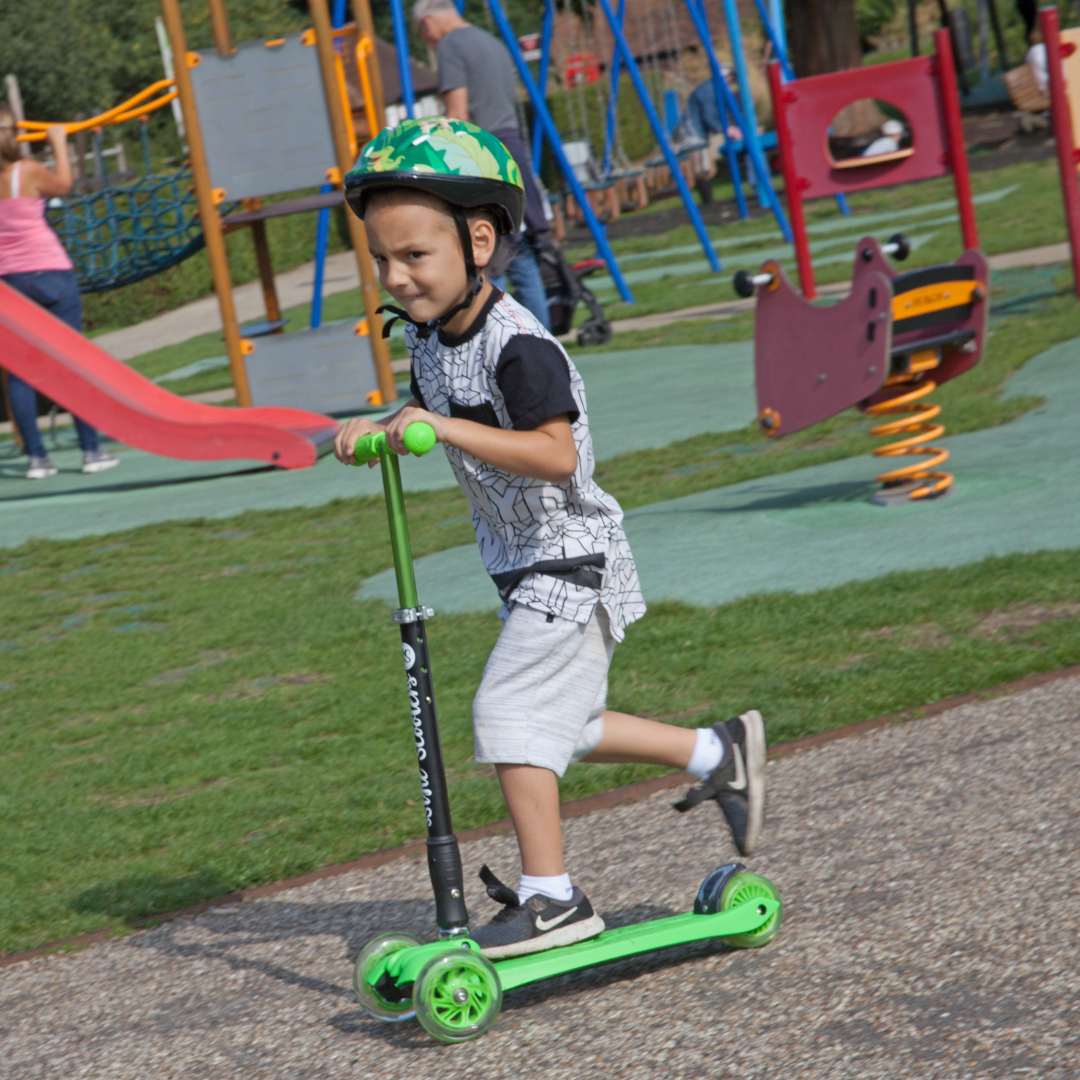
[452,208,478,283]
[424,207,485,329]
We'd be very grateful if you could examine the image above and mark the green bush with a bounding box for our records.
[0,1,309,123]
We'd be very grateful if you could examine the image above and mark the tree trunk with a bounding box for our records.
[783,0,885,137]
[783,0,863,76]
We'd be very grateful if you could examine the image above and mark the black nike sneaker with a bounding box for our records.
[673,710,766,856]
[468,866,605,958]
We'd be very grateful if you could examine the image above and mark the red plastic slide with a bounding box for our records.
[0,280,338,469]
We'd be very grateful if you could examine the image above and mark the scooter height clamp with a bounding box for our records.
[391,606,435,624]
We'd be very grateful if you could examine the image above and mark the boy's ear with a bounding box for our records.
[469,217,499,270]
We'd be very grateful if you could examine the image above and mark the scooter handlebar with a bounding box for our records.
[352,421,437,466]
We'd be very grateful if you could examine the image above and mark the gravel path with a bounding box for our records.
[3,678,1078,1079]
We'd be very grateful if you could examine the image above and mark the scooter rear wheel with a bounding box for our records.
[413,948,503,1042]
[353,931,421,1022]
[719,872,784,949]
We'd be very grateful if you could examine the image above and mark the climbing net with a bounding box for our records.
[44,170,221,293]
[18,79,220,293]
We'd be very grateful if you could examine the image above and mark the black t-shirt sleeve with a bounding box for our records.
[409,368,427,410]
[494,335,580,430]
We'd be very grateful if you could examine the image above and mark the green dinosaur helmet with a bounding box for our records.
[345,117,525,235]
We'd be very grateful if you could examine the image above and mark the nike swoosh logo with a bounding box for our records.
[535,906,578,932]
[729,745,747,791]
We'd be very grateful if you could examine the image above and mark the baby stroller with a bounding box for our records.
[536,240,612,347]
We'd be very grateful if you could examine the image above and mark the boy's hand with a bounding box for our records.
[333,416,386,466]
[384,406,447,455]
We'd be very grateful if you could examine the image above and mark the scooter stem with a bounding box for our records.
[354,424,469,932]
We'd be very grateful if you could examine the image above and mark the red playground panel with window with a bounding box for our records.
[768,28,977,299]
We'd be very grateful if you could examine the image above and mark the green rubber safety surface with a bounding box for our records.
[0,344,753,549]
[354,335,1080,611]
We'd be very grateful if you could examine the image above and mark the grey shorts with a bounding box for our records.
[472,604,615,776]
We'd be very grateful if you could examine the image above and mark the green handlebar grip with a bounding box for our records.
[352,430,387,466]
[402,421,437,456]
[351,422,437,466]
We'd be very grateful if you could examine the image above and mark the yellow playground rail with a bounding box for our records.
[16,80,178,142]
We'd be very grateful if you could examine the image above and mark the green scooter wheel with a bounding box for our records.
[353,931,421,1022]
[719,872,784,949]
[413,948,503,1042]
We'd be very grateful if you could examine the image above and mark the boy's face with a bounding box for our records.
[365,198,472,324]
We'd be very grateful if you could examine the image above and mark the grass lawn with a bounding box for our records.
[1,276,1078,955]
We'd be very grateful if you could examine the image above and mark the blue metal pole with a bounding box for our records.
[719,0,769,208]
[751,0,794,80]
[687,0,746,219]
[312,0,349,329]
[769,0,786,57]
[311,195,331,328]
[389,0,416,120]
[601,0,626,176]
[683,0,790,240]
[532,0,554,173]
[485,0,635,303]
[592,0,721,272]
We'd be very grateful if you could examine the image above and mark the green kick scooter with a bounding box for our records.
[349,422,784,1043]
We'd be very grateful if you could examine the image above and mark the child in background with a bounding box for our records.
[334,119,766,958]
[0,106,118,479]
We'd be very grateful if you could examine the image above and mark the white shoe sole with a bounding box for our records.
[479,913,606,958]
[739,709,767,856]
[82,457,119,474]
[26,468,58,480]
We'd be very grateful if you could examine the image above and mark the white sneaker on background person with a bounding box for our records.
[82,448,119,474]
[26,455,58,480]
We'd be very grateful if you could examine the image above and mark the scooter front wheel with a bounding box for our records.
[720,872,784,949]
[353,931,421,1022]
[413,948,503,1042]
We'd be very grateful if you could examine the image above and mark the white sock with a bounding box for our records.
[517,872,573,904]
[686,727,723,778]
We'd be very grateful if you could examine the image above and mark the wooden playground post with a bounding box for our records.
[206,0,234,55]
[309,0,396,403]
[1040,6,1080,300]
[158,0,252,407]
[352,0,386,130]
[250,214,284,327]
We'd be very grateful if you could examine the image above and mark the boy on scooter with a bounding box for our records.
[334,119,766,958]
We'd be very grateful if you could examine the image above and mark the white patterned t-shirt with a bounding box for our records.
[405,290,645,640]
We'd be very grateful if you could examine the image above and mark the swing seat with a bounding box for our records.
[722,130,777,156]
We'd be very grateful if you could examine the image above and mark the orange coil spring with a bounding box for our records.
[865,362,952,500]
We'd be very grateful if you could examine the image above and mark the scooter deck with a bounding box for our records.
[372,898,778,995]
[494,899,779,991]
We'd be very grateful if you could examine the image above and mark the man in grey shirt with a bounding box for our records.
[414,0,551,329]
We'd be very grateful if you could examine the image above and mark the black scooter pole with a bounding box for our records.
[353,425,469,934]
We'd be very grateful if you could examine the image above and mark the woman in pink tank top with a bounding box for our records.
[0,105,118,479]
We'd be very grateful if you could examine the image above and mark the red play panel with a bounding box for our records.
[752,256,891,438]
[769,29,976,298]
[775,55,949,200]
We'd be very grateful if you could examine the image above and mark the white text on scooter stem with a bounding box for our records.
[418,767,434,826]
[406,674,427,761]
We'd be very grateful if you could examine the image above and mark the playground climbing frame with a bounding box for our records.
[158,0,395,411]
